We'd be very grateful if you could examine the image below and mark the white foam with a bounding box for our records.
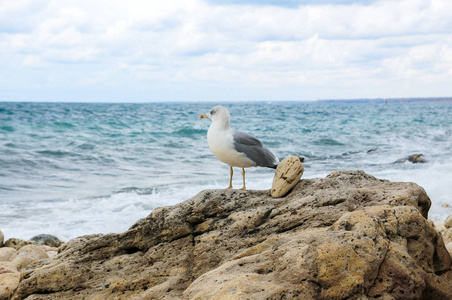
[2,163,450,242]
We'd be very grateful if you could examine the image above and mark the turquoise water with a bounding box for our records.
[1,102,451,240]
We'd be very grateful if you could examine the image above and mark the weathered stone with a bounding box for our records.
[271,156,304,198]
[444,228,452,243]
[445,214,452,229]
[0,248,16,262]
[0,230,4,247]
[434,221,446,232]
[4,239,34,251]
[30,234,63,248]
[39,246,59,253]
[46,251,58,259]
[446,242,452,256]
[10,171,452,300]
[10,245,48,271]
[0,261,20,300]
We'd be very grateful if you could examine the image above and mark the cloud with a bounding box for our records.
[204,0,378,8]
[0,0,451,101]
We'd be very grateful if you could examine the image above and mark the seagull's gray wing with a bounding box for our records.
[232,129,279,168]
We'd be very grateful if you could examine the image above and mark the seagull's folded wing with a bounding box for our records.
[232,130,278,168]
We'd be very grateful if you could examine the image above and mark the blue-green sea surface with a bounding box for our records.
[1,102,451,240]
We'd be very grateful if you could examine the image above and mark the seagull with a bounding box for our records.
[200,105,279,190]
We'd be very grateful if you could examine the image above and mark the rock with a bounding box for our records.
[444,228,452,243]
[38,245,59,259]
[445,215,452,229]
[408,153,427,163]
[10,171,452,300]
[0,261,20,300]
[446,242,452,257]
[30,234,63,248]
[46,251,58,259]
[0,248,17,262]
[393,153,427,164]
[10,245,48,271]
[434,221,446,232]
[40,246,59,253]
[271,156,304,198]
[4,239,34,251]
[0,230,4,247]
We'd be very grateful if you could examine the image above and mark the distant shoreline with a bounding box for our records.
[1,97,452,105]
[316,97,452,104]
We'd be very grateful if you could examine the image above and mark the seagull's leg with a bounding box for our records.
[239,168,246,190]
[227,166,233,189]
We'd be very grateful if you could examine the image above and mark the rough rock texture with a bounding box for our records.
[0,230,4,247]
[3,240,34,251]
[0,248,17,262]
[10,245,49,271]
[271,156,304,198]
[10,171,452,300]
[444,227,452,243]
[447,242,452,256]
[445,215,452,229]
[0,262,20,300]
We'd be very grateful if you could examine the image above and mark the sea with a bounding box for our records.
[1,101,451,242]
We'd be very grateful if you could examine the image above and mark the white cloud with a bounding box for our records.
[0,0,451,101]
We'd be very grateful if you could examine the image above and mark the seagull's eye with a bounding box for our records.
[210,109,215,115]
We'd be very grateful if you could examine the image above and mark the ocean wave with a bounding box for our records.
[313,138,345,146]
[172,128,206,138]
[0,125,15,132]
[53,121,76,128]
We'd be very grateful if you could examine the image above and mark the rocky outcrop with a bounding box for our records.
[9,171,452,299]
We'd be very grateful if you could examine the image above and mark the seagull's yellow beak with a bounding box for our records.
[199,114,209,119]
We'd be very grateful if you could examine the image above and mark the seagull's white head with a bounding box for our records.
[199,105,230,128]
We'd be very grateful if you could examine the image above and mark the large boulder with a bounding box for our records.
[0,262,20,300]
[10,171,452,299]
[0,248,16,262]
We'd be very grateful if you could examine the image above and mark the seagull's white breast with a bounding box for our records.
[207,125,255,168]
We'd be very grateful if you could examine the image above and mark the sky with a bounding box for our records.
[1,0,452,102]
